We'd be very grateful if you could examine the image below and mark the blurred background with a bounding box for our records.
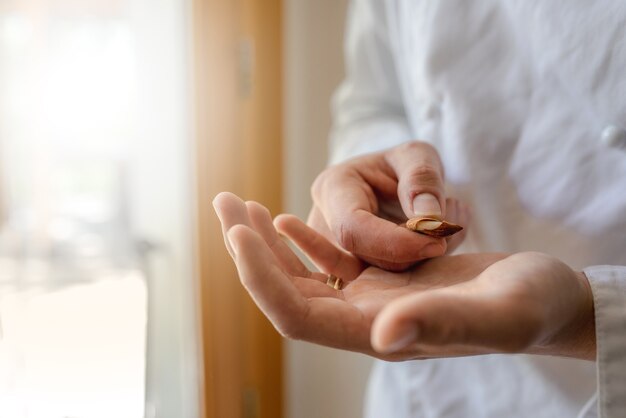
[0,0,370,417]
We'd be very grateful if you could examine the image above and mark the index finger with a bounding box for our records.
[228,224,368,350]
[313,166,445,263]
[335,209,446,263]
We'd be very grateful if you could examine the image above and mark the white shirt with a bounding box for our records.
[329,1,626,416]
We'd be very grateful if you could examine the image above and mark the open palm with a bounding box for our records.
[214,192,593,361]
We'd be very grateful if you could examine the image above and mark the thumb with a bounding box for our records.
[371,286,542,354]
[385,142,446,219]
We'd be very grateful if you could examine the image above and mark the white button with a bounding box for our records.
[600,125,626,149]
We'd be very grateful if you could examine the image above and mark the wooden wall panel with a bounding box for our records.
[192,0,283,417]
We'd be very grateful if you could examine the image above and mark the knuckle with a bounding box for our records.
[259,203,272,218]
[389,141,443,188]
[394,140,436,156]
[250,201,271,219]
[407,164,441,184]
[395,141,420,154]
[310,170,328,200]
[401,165,442,199]
[310,165,347,201]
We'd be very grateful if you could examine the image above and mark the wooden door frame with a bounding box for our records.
[192,0,284,417]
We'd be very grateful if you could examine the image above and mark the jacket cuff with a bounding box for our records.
[584,265,626,417]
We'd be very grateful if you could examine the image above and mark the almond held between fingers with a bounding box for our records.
[405,217,463,238]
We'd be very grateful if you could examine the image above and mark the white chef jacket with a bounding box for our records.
[329,1,626,417]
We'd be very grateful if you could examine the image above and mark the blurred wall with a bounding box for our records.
[284,1,375,417]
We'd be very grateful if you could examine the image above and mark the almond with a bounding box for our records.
[405,217,463,238]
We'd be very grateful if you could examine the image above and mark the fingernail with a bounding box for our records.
[383,325,418,353]
[413,193,442,217]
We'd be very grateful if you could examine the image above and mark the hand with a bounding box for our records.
[213,192,596,361]
[308,141,469,271]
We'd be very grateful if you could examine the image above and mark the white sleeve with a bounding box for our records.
[583,265,626,417]
[329,0,413,165]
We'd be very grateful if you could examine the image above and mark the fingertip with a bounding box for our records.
[373,290,439,350]
[213,192,248,223]
[245,200,271,217]
[273,213,299,230]
[395,222,446,259]
[419,242,446,258]
[274,215,308,242]
[226,223,252,255]
[227,224,281,285]
[212,192,228,216]
[370,310,385,348]
[371,310,419,354]
[370,311,391,352]
[246,201,276,236]
[213,191,240,209]
[212,191,229,208]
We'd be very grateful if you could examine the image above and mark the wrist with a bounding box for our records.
[530,271,596,360]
